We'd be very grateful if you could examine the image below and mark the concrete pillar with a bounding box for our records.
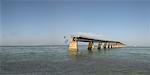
[107,42,109,48]
[116,43,118,48]
[111,43,113,48]
[103,42,108,49]
[108,43,111,48]
[111,43,114,48]
[97,42,101,49]
[117,43,119,48]
[109,43,112,48]
[119,43,123,48]
[118,43,120,48]
[100,42,104,49]
[106,42,109,48]
[107,43,109,48]
[69,37,78,51]
[103,42,106,49]
[112,43,116,48]
[88,41,94,50]
[113,43,116,48]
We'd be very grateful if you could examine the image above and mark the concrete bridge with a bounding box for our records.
[69,35,125,51]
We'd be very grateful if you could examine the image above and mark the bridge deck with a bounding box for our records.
[69,35,125,50]
[73,36,123,44]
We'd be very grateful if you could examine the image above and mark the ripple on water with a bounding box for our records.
[0,46,150,75]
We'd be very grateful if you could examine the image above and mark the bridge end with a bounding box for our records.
[69,37,78,51]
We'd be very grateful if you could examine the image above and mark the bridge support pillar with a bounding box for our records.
[113,43,117,48]
[111,43,113,48]
[104,42,109,49]
[110,43,113,48]
[116,43,118,48]
[108,43,112,48]
[88,41,94,50]
[101,42,104,49]
[108,43,110,48]
[97,42,101,49]
[69,37,78,51]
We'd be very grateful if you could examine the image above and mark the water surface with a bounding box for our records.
[0,45,150,75]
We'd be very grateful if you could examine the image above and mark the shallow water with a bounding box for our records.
[0,45,150,75]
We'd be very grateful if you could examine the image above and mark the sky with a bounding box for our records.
[1,0,150,46]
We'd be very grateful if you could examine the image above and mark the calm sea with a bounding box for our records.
[0,45,150,75]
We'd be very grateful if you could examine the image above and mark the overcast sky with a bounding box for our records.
[1,0,150,46]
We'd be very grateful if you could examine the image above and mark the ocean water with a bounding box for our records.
[0,45,150,75]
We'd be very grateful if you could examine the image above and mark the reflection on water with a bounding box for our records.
[68,48,113,62]
[68,50,78,61]
[0,46,150,75]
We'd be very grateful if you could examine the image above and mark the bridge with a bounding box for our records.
[69,35,125,51]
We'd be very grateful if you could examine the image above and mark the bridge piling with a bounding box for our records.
[109,43,112,48]
[97,42,101,49]
[104,42,109,49]
[69,37,78,51]
[88,41,94,50]
[101,42,104,49]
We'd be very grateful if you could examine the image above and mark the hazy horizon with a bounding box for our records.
[1,0,150,46]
